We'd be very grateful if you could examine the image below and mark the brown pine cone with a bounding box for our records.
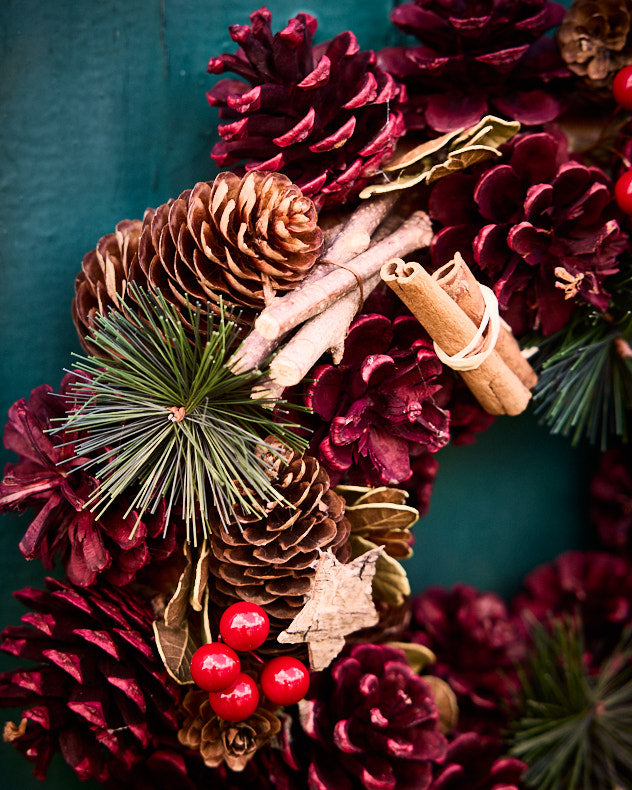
[136,171,322,331]
[557,0,632,87]
[72,171,322,352]
[72,218,144,354]
[209,451,351,621]
[178,689,280,772]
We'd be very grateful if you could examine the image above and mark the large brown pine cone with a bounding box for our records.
[558,0,632,87]
[72,219,143,355]
[209,451,351,620]
[72,171,322,352]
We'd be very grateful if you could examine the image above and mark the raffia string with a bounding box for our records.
[318,258,365,308]
[431,282,500,371]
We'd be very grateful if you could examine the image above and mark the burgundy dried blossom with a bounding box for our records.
[306,314,451,489]
[513,549,632,661]
[410,584,526,735]
[430,131,628,336]
[0,375,177,587]
[430,732,526,790]
[301,643,447,790]
[379,0,569,133]
[0,578,180,782]
[590,446,632,553]
[207,7,406,207]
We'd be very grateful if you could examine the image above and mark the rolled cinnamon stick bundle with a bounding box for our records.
[433,253,538,389]
[381,259,531,416]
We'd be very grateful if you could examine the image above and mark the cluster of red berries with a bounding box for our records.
[189,602,310,722]
[613,66,632,215]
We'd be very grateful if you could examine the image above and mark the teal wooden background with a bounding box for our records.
[0,0,586,786]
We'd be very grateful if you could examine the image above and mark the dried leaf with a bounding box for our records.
[359,115,520,198]
[337,485,418,559]
[164,542,194,629]
[423,675,459,734]
[277,548,382,670]
[153,618,199,685]
[351,535,410,606]
[386,641,437,673]
[190,538,211,612]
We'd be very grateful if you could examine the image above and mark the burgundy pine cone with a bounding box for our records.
[0,374,176,587]
[429,732,526,790]
[0,578,180,782]
[590,446,632,553]
[305,313,451,490]
[301,643,447,789]
[410,584,526,735]
[429,131,628,336]
[379,0,569,133]
[207,7,406,208]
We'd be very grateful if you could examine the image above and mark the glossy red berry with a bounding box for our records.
[613,66,632,110]
[615,170,632,214]
[261,656,311,706]
[190,642,241,692]
[208,672,260,721]
[219,602,270,651]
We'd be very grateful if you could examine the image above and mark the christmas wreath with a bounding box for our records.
[2,2,632,788]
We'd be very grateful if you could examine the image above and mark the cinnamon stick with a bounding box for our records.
[381,259,531,416]
[256,211,433,341]
[433,253,538,389]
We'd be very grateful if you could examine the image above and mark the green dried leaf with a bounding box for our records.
[152,618,199,685]
[350,535,410,606]
[359,115,520,198]
[387,640,437,673]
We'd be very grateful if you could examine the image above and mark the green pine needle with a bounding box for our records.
[530,308,632,450]
[510,619,632,790]
[53,286,307,541]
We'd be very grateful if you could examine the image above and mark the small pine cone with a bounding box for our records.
[209,452,351,621]
[178,689,281,772]
[557,0,632,87]
[207,8,406,208]
[72,219,144,355]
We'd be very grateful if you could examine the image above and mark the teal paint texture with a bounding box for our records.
[0,1,584,787]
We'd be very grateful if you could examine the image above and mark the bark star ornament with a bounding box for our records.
[277,547,383,670]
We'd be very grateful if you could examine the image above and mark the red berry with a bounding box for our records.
[208,672,260,721]
[220,602,270,651]
[190,642,241,692]
[613,66,632,111]
[261,656,311,706]
[615,170,632,214]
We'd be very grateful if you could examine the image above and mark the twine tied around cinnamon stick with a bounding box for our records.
[432,282,500,371]
[380,257,536,416]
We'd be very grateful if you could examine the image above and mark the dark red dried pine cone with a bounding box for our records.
[208,450,351,622]
[429,732,526,790]
[379,0,569,133]
[410,584,526,736]
[0,578,180,783]
[0,374,177,588]
[72,219,144,355]
[302,643,447,789]
[590,446,632,553]
[512,549,632,664]
[207,7,406,208]
[305,313,451,490]
[430,131,628,336]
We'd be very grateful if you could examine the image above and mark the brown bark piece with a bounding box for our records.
[381,259,531,416]
[277,547,383,670]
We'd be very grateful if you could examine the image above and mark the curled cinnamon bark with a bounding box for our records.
[381,259,531,416]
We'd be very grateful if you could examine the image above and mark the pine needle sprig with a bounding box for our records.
[53,286,307,541]
[509,618,632,790]
[530,273,632,449]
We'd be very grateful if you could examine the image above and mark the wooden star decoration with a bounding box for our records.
[277,547,383,670]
